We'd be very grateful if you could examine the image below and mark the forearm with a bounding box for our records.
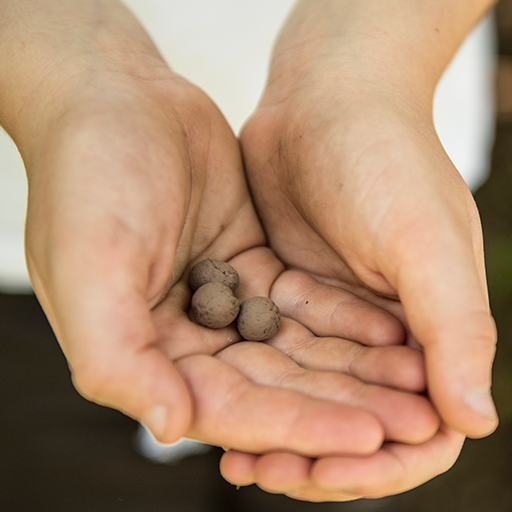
[266,0,496,107]
[0,0,167,154]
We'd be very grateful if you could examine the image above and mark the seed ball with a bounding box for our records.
[191,282,240,329]
[188,258,239,292]
[237,296,281,341]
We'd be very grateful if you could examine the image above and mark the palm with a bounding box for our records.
[234,66,486,499]
[22,73,263,437]
[240,89,484,341]
[152,246,438,451]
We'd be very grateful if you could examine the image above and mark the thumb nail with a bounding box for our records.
[141,404,169,441]
[464,388,498,421]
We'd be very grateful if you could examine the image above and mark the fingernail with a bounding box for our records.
[141,404,169,441]
[464,389,498,420]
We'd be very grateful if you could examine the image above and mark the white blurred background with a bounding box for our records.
[0,1,497,292]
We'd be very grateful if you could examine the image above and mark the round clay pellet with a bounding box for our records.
[188,258,239,292]
[237,296,281,341]
[191,282,240,329]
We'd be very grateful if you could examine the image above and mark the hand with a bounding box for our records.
[4,0,434,458]
[241,0,498,441]
[235,0,498,499]
[21,67,261,443]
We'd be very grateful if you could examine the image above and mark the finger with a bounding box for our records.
[219,450,259,487]
[234,451,361,502]
[311,425,464,498]
[27,229,192,444]
[226,250,424,392]
[220,451,315,495]
[222,425,463,502]
[54,276,192,444]
[271,270,405,346]
[229,246,285,301]
[220,450,361,501]
[388,210,498,438]
[267,317,426,392]
[176,354,384,457]
[218,342,439,444]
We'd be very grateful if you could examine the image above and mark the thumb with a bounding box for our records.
[27,238,192,444]
[390,213,498,439]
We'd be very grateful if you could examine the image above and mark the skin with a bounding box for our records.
[224,0,499,499]
[0,0,435,465]
[0,0,498,501]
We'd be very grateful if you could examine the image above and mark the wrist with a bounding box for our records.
[0,0,172,156]
[263,0,495,110]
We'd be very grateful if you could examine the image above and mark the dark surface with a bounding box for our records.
[1,284,510,512]
[2,3,512,511]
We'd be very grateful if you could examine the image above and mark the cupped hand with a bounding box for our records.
[238,87,492,499]
[22,68,263,442]
[234,0,498,498]
[240,26,498,442]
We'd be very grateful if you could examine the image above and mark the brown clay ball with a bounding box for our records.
[237,296,281,341]
[191,282,240,329]
[188,258,240,292]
